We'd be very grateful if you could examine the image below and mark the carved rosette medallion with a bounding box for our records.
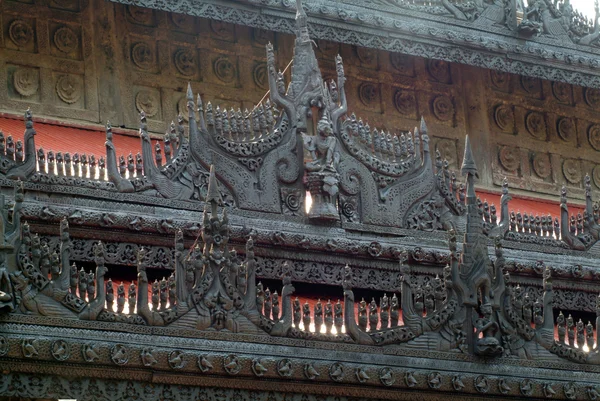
[281,188,303,216]
[329,362,344,382]
[532,153,551,179]
[9,20,33,47]
[210,20,234,40]
[498,146,520,172]
[253,63,268,90]
[131,42,154,70]
[56,75,81,104]
[588,125,600,151]
[525,112,546,140]
[427,59,450,83]
[135,90,159,118]
[490,70,509,91]
[110,344,129,365]
[168,350,185,369]
[213,57,236,83]
[0,336,8,356]
[556,117,575,142]
[223,354,241,375]
[390,53,413,75]
[174,49,196,76]
[339,195,357,222]
[356,47,377,66]
[277,359,293,377]
[432,95,454,121]
[393,89,415,116]
[494,105,514,133]
[584,88,600,108]
[127,6,153,25]
[520,76,540,94]
[435,139,457,167]
[13,68,39,97]
[54,26,78,53]
[552,81,571,103]
[51,340,70,361]
[358,83,378,106]
[593,165,600,188]
[562,159,581,184]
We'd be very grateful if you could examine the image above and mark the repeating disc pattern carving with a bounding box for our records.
[356,47,377,65]
[13,69,39,97]
[51,340,70,361]
[556,117,575,142]
[53,26,78,53]
[56,75,81,104]
[584,88,600,108]
[393,89,415,115]
[210,20,234,39]
[490,70,509,91]
[9,20,33,47]
[170,13,193,29]
[435,139,456,167]
[494,105,514,133]
[253,63,268,89]
[135,90,159,117]
[317,40,339,57]
[593,165,600,188]
[174,49,196,76]
[532,153,551,179]
[588,125,600,151]
[213,57,236,83]
[525,112,546,140]
[390,53,412,75]
[131,42,154,70]
[432,95,454,121]
[498,146,520,172]
[520,76,540,94]
[127,6,153,25]
[552,81,571,103]
[562,159,582,184]
[427,59,450,83]
[358,83,378,106]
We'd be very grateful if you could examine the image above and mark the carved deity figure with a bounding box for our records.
[303,113,338,173]
[106,279,114,311]
[334,300,343,332]
[324,300,333,333]
[473,302,503,356]
[557,311,566,343]
[116,282,125,314]
[358,298,368,330]
[128,282,136,314]
[293,297,301,327]
[380,294,389,329]
[369,298,378,331]
[302,302,311,330]
[390,294,399,327]
[314,299,323,331]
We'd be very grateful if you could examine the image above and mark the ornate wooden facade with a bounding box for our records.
[2,0,600,400]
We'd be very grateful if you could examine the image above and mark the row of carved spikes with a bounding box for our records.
[118,153,143,179]
[556,311,597,350]
[509,211,560,238]
[156,120,183,167]
[346,113,417,163]
[37,148,106,179]
[0,133,24,162]
[206,100,277,142]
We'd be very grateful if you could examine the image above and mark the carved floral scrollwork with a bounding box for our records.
[592,165,600,188]
[135,90,159,118]
[253,63,268,90]
[358,83,378,106]
[13,69,39,97]
[131,42,154,70]
[584,88,600,108]
[498,146,520,172]
[213,57,236,83]
[53,26,79,53]
[174,49,196,76]
[9,20,33,47]
[562,159,582,184]
[56,75,82,104]
[51,340,70,361]
[556,117,575,142]
[393,89,416,116]
[427,59,451,83]
[552,81,571,104]
[532,153,551,179]
[588,125,600,151]
[432,95,454,121]
[525,112,547,140]
[494,105,514,133]
[390,53,413,75]
[490,70,509,91]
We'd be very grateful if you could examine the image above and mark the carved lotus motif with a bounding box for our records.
[56,75,81,104]
[562,159,581,184]
[432,95,454,121]
[13,68,39,97]
[525,112,546,140]
[498,146,519,172]
[174,49,196,76]
[213,57,236,83]
[9,20,33,47]
[556,117,575,142]
[54,26,78,53]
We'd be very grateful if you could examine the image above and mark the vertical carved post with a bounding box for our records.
[567,314,575,347]
[272,291,279,321]
[70,263,78,294]
[557,311,566,344]
[106,278,114,311]
[116,282,125,313]
[56,152,64,176]
[73,153,80,177]
[87,271,95,301]
[302,301,311,331]
[390,294,399,327]
[293,298,301,327]
[159,277,168,311]
[78,267,87,301]
[90,155,98,179]
[127,153,135,178]
[37,148,46,174]
[256,282,264,315]
[380,294,389,329]
[324,299,333,333]
[128,282,136,314]
[135,153,143,177]
[334,300,343,333]
[264,287,272,319]
[314,299,323,332]
[81,154,88,178]
[358,298,367,331]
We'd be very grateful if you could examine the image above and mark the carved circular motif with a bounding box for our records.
[498,378,511,394]
[367,241,382,257]
[562,159,582,184]
[56,75,81,104]
[174,48,196,76]
[253,63,268,90]
[427,372,442,389]
[317,40,339,57]
[110,344,129,365]
[390,53,412,74]
[592,165,600,188]
[0,335,8,356]
[223,354,241,375]
[213,57,236,83]
[432,95,454,121]
[358,83,378,106]
[340,198,356,220]
[135,90,159,118]
[474,375,490,393]
[127,6,153,24]
[13,68,39,97]
[494,105,514,133]
[9,20,33,47]
[210,20,234,39]
[131,42,154,70]
[452,375,465,391]
[490,70,509,90]
[525,112,547,140]
[140,348,158,367]
[520,379,534,396]
[356,47,377,65]
[379,368,395,386]
[588,125,600,151]
[51,340,70,361]
[584,87,600,108]
[498,146,520,172]
[54,26,78,53]
[304,363,319,380]
[277,358,293,377]
[393,89,415,115]
[532,153,551,179]
[427,59,450,83]
[170,14,193,29]
[556,117,575,142]
[284,192,301,212]
[552,81,571,103]
[168,350,185,369]
[329,362,344,382]
[520,76,540,94]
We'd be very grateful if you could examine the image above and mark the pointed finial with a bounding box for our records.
[186,82,193,101]
[205,165,223,206]
[460,135,478,178]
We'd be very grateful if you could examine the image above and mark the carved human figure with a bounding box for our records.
[168,273,176,308]
[70,263,78,294]
[302,302,311,330]
[368,298,378,331]
[272,291,280,321]
[314,299,323,331]
[159,278,168,311]
[116,282,125,314]
[473,302,503,356]
[293,297,301,327]
[390,294,399,327]
[78,267,87,301]
[128,282,136,314]
[324,299,333,333]
[151,280,159,311]
[87,272,95,301]
[380,294,389,329]
[106,278,114,311]
[567,314,575,347]
[557,311,566,343]
[264,288,272,320]
[358,298,367,330]
[256,282,264,315]
[334,300,343,333]
[577,319,585,348]
[303,113,338,173]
